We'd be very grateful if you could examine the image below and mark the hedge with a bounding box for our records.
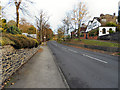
[1,33,40,49]
[6,26,22,35]
[0,37,15,46]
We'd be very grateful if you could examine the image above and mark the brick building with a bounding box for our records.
[71,24,87,38]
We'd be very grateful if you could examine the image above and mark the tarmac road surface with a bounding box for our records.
[47,41,118,88]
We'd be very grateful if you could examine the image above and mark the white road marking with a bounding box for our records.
[52,42,108,64]
[68,49,78,53]
[54,44,57,46]
[62,47,65,49]
[83,54,108,64]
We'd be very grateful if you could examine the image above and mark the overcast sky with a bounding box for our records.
[2,0,119,33]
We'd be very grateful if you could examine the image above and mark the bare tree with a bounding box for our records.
[0,3,2,25]
[72,2,88,39]
[71,6,78,31]
[3,0,33,28]
[62,13,72,34]
[35,10,49,42]
[20,18,28,25]
[14,0,22,28]
[57,25,65,40]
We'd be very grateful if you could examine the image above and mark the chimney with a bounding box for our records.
[113,13,115,16]
[100,14,104,17]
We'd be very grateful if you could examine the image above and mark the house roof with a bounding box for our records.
[99,26,116,27]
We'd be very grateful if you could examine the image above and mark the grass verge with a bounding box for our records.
[67,39,119,48]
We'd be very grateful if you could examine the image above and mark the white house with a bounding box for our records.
[22,33,37,38]
[86,19,101,32]
[99,27,116,36]
[118,1,120,12]
[22,33,28,36]
[86,17,117,37]
[29,34,37,38]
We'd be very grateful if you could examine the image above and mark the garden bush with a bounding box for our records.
[33,39,39,47]
[1,33,39,49]
[66,35,71,40]
[109,29,114,34]
[80,33,84,37]
[37,39,42,45]
[6,26,22,34]
[88,28,99,37]
[0,37,15,46]
[106,22,116,27]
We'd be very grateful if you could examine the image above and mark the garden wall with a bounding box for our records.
[79,33,98,40]
[87,36,98,40]
[98,32,120,42]
[1,45,40,85]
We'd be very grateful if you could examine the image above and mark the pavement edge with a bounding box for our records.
[47,44,70,89]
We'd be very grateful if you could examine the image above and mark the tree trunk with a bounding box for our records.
[78,23,80,39]
[78,20,82,40]
[40,24,42,42]
[16,7,19,28]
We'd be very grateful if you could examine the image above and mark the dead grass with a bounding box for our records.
[37,48,43,52]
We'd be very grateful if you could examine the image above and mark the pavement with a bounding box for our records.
[8,46,66,88]
[47,41,118,88]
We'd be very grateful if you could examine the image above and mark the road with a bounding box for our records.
[47,41,118,88]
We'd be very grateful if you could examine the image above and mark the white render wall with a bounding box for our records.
[29,34,37,38]
[99,27,116,36]
[118,1,120,11]
[86,19,101,32]
[22,33,28,36]
[22,33,37,38]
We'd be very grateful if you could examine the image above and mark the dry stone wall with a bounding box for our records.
[1,45,40,84]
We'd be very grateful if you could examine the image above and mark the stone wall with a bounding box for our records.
[98,32,120,42]
[1,45,40,84]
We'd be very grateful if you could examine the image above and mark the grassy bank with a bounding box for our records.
[65,39,119,48]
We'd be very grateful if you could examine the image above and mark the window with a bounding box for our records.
[93,22,97,27]
[88,25,92,30]
[102,28,106,34]
[109,28,114,34]
[109,28,112,31]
